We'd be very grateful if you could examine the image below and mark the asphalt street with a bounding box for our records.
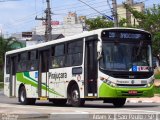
[0,90,160,120]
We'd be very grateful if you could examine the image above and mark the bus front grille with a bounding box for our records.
[117,84,147,88]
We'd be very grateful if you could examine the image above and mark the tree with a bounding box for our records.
[85,16,114,30]
[0,37,23,82]
[85,15,136,30]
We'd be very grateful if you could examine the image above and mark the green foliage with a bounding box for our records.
[152,32,160,56]
[154,74,160,79]
[154,86,160,94]
[86,16,114,30]
[0,70,3,82]
[0,37,23,82]
[118,18,128,27]
[0,82,3,89]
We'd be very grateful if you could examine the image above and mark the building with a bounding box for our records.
[11,12,86,47]
[30,34,64,45]
[35,12,86,37]
[11,32,64,47]
[64,12,78,24]
[117,0,144,26]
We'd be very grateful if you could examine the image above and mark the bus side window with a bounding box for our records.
[30,50,38,71]
[66,39,83,67]
[51,44,65,68]
[17,52,27,72]
[17,54,22,71]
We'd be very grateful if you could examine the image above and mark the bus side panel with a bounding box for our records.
[4,74,10,97]
[63,67,85,99]
[16,71,38,98]
[4,55,10,97]
[48,67,84,99]
[48,68,68,98]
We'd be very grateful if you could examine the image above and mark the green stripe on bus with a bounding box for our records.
[17,73,38,87]
[23,72,64,97]
[16,72,64,97]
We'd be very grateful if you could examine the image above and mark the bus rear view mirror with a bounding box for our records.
[97,41,102,60]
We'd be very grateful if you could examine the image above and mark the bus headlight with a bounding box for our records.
[100,77,117,87]
[147,80,154,87]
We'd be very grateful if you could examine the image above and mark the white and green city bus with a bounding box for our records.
[4,28,154,107]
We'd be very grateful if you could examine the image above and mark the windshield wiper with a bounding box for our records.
[137,41,143,56]
[133,40,144,61]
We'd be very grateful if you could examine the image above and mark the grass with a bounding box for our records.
[0,83,3,90]
[154,74,160,79]
[154,86,160,94]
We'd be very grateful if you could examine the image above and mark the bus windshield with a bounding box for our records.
[100,42,151,71]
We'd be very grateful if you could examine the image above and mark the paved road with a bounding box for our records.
[0,90,160,120]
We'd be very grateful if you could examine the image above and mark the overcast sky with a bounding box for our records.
[0,0,159,36]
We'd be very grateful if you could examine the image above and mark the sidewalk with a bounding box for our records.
[127,95,160,103]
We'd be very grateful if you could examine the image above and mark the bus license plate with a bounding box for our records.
[128,90,137,95]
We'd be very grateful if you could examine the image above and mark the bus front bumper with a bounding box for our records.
[98,83,154,98]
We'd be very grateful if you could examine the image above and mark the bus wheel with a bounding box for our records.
[19,86,36,105]
[112,98,126,107]
[69,84,85,107]
[52,99,67,106]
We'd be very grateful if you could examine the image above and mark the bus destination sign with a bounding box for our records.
[109,32,143,39]
[102,31,151,40]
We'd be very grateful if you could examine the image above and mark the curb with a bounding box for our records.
[126,100,159,103]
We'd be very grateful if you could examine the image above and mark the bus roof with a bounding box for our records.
[6,27,150,55]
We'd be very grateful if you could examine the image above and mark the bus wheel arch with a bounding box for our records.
[67,80,85,107]
[18,83,25,102]
[18,84,36,105]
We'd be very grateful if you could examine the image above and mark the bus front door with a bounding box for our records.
[85,39,98,97]
[38,50,49,97]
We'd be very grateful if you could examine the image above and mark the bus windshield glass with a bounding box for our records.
[100,42,151,72]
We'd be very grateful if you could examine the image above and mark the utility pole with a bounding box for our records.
[36,0,52,42]
[112,0,118,27]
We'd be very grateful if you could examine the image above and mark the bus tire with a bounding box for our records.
[52,99,67,106]
[69,84,85,107]
[112,98,126,107]
[19,86,36,105]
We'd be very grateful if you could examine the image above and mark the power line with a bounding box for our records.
[77,0,113,21]
[0,0,22,2]
[107,0,113,14]
[52,0,106,9]
[52,1,107,11]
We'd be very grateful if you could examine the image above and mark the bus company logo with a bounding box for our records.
[116,80,129,84]
[131,80,135,84]
[129,75,135,79]
[48,72,67,80]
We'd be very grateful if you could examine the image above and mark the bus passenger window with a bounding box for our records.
[51,44,65,68]
[66,39,83,67]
